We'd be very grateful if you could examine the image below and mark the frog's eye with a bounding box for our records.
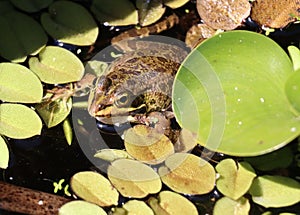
[115,92,130,107]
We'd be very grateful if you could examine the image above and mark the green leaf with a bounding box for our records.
[108,159,162,198]
[159,153,215,195]
[136,0,165,26]
[0,10,47,62]
[285,69,300,113]
[112,200,154,215]
[36,96,72,128]
[244,146,293,171]
[41,1,98,46]
[163,0,189,9]
[288,46,300,71]
[63,118,73,145]
[29,46,84,84]
[59,200,107,215]
[0,63,43,103]
[213,197,250,215]
[148,191,198,215]
[215,159,256,200]
[0,136,9,169]
[0,103,42,139]
[10,0,53,13]
[70,171,119,207]
[91,0,138,26]
[249,175,300,208]
[173,30,300,156]
[94,149,133,162]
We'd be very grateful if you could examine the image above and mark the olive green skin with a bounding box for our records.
[88,41,188,125]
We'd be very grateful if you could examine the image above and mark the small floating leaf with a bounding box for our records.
[244,146,293,171]
[59,200,107,215]
[196,0,251,30]
[0,10,47,62]
[36,96,72,128]
[159,153,215,195]
[285,69,300,113]
[149,191,198,215]
[94,149,133,162]
[41,1,98,46]
[112,200,154,215]
[0,63,43,103]
[10,0,53,13]
[70,171,119,207]
[249,175,300,208]
[288,46,300,71]
[215,159,256,200]
[63,118,73,145]
[0,103,42,139]
[108,159,161,198]
[29,46,84,84]
[163,0,190,9]
[136,0,165,27]
[124,125,174,164]
[0,136,9,169]
[91,0,138,26]
[213,197,250,215]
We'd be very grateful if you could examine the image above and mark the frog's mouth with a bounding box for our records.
[92,104,147,124]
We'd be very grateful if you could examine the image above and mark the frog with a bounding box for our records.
[88,39,188,126]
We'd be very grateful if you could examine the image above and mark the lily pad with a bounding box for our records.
[288,46,300,71]
[112,200,154,215]
[41,1,98,46]
[124,125,174,164]
[0,136,9,169]
[94,149,133,162]
[136,0,165,27]
[213,197,250,215]
[59,200,107,215]
[215,159,256,200]
[249,175,300,208]
[91,0,138,26]
[10,0,52,13]
[159,153,215,195]
[0,63,43,103]
[70,171,119,207]
[29,46,84,84]
[173,30,300,156]
[0,103,42,139]
[36,96,72,128]
[163,0,190,9]
[148,191,198,215]
[244,146,294,171]
[107,159,161,198]
[0,10,47,62]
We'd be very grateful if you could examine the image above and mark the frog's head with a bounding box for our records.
[88,74,146,124]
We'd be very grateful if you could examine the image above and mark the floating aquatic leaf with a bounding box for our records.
[10,0,52,13]
[251,0,300,28]
[136,0,165,27]
[94,149,133,162]
[159,153,215,195]
[244,146,293,171]
[249,175,300,208]
[0,103,42,139]
[29,46,84,84]
[149,191,198,215]
[63,118,73,145]
[163,0,190,9]
[41,1,98,46]
[70,171,119,207]
[288,46,300,71]
[108,159,161,198]
[285,69,300,113]
[59,200,107,215]
[124,125,174,164]
[0,63,43,103]
[215,159,256,200]
[196,0,251,30]
[112,200,154,215]
[0,10,47,62]
[173,30,300,156]
[213,197,250,215]
[91,0,138,26]
[36,96,72,128]
[0,136,9,169]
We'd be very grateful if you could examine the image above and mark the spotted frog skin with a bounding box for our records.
[88,40,188,125]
